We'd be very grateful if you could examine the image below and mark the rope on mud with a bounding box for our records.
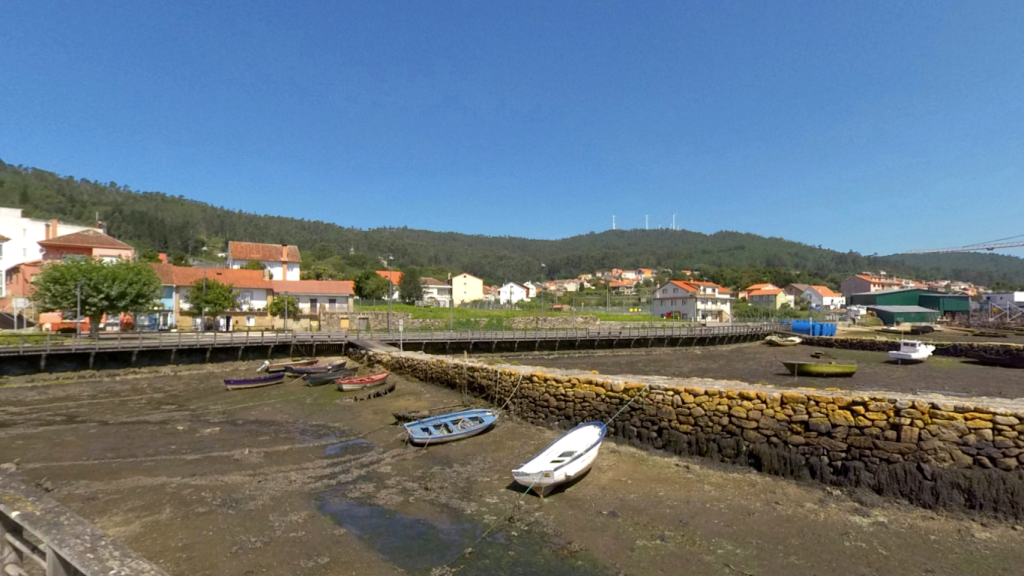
[605,383,650,425]
[496,373,524,413]
[435,479,539,573]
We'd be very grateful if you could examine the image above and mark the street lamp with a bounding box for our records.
[386,254,394,333]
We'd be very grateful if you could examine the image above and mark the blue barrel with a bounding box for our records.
[791,320,811,334]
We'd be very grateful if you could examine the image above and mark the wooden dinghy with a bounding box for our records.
[287,360,348,375]
[305,367,357,387]
[781,361,857,377]
[224,373,285,390]
[258,358,317,373]
[336,371,390,391]
[404,409,498,446]
[764,335,802,347]
[512,421,607,498]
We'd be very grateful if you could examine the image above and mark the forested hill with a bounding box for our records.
[4,159,1024,287]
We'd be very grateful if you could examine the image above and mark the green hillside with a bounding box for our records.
[3,158,1023,288]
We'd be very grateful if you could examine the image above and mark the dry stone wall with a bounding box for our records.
[352,348,1024,520]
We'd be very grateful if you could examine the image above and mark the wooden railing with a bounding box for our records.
[0,475,169,576]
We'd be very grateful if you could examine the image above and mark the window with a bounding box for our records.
[328,298,336,310]
[239,291,253,307]
[246,315,255,327]
[673,288,679,293]
[309,298,318,312]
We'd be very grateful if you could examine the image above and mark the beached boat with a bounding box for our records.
[512,421,607,498]
[224,373,286,390]
[888,340,936,363]
[764,335,802,347]
[258,358,317,373]
[967,352,1024,369]
[286,360,348,374]
[404,409,498,446]
[781,361,857,377]
[336,371,390,391]
[305,367,357,386]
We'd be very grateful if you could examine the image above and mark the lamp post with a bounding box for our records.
[76,281,82,338]
[540,263,546,326]
[386,254,394,333]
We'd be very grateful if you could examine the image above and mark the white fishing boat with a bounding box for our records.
[764,335,802,347]
[888,340,936,363]
[512,421,607,498]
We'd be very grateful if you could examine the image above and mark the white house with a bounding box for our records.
[984,292,1024,307]
[498,282,530,305]
[524,282,540,299]
[227,241,301,281]
[802,285,845,310]
[450,273,484,305]
[420,277,452,307]
[0,208,100,297]
[652,280,731,322]
[272,280,354,316]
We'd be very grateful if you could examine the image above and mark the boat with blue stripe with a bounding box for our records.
[403,409,498,446]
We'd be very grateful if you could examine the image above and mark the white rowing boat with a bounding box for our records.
[512,421,607,498]
[888,340,935,363]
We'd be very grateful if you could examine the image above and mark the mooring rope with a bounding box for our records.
[496,373,524,413]
[604,382,651,425]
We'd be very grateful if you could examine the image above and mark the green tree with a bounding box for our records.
[184,278,238,327]
[269,295,299,320]
[301,265,338,280]
[310,242,336,261]
[354,269,389,300]
[138,249,162,263]
[240,260,266,271]
[169,252,191,267]
[31,258,162,336]
[398,267,423,304]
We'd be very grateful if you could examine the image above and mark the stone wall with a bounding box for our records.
[351,348,1024,520]
[321,313,602,331]
[801,336,1024,359]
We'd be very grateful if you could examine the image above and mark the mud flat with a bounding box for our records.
[3,361,1024,575]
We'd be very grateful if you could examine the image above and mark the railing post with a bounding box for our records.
[45,545,75,576]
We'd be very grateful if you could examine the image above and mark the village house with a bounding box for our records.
[620,270,638,280]
[270,280,354,330]
[374,270,403,300]
[0,208,102,298]
[636,268,654,278]
[150,264,272,331]
[984,292,1024,308]
[802,285,845,310]
[782,283,811,302]
[450,273,484,305]
[226,241,301,280]
[553,279,580,292]
[652,280,731,322]
[747,287,791,309]
[609,279,636,295]
[840,272,920,298]
[420,277,452,307]
[737,283,779,301]
[482,285,499,302]
[498,282,530,305]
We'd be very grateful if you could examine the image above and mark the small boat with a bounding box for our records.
[967,352,1024,369]
[764,335,802,347]
[404,409,498,446]
[781,361,857,377]
[305,367,357,386]
[880,326,903,334]
[336,372,390,391]
[286,360,348,374]
[888,340,935,363]
[908,325,935,336]
[224,372,286,390]
[258,358,317,373]
[512,421,607,498]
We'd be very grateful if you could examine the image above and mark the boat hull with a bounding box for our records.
[336,372,390,391]
[261,359,317,373]
[305,367,357,386]
[512,421,607,497]
[781,361,857,377]
[404,409,498,446]
[287,361,347,375]
[224,373,286,390]
[764,335,801,347]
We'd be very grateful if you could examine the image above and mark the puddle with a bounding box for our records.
[316,491,608,576]
[324,438,375,456]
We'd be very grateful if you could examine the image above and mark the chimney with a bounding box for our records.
[282,244,288,260]
[46,219,59,240]
[158,252,168,263]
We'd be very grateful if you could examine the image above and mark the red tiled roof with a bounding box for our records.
[749,288,782,296]
[668,280,697,292]
[38,230,133,250]
[229,241,301,263]
[809,285,841,298]
[375,270,404,285]
[744,283,777,291]
[271,280,354,295]
[151,264,271,289]
[420,277,447,286]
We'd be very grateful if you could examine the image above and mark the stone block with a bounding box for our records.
[742,429,766,443]
[786,435,807,446]
[997,458,1020,471]
[729,406,748,419]
[808,418,832,434]
[829,410,856,427]
[782,392,808,405]
[964,412,994,421]
[734,418,759,429]
[994,415,1021,426]
[899,426,920,445]
[966,420,994,429]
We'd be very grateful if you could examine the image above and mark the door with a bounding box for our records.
[357,318,369,330]
[339,318,350,330]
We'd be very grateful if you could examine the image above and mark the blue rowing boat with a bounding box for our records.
[404,409,498,446]
[286,360,348,375]
[224,372,285,390]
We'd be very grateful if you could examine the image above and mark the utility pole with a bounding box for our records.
[201,269,207,332]
[645,215,648,230]
[386,254,394,333]
[283,292,288,331]
[76,281,82,338]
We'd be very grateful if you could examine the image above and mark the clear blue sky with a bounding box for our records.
[2,1,1022,256]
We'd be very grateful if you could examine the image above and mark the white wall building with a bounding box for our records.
[226,241,301,281]
[984,292,1024,306]
[802,285,846,310]
[498,282,530,305]
[652,280,732,322]
[420,277,452,307]
[450,273,484,305]
[0,208,100,297]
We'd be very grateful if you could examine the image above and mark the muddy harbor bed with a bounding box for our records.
[515,342,1024,399]
[3,362,1024,575]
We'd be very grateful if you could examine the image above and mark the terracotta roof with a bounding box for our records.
[420,277,448,286]
[744,283,778,291]
[375,270,404,285]
[809,285,841,298]
[668,280,697,292]
[271,280,354,295]
[151,264,271,288]
[749,288,783,296]
[228,241,301,263]
[38,230,133,250]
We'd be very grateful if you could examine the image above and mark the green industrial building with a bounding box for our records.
[849,288,970,325]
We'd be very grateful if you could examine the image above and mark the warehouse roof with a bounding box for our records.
[867,305,939,313]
